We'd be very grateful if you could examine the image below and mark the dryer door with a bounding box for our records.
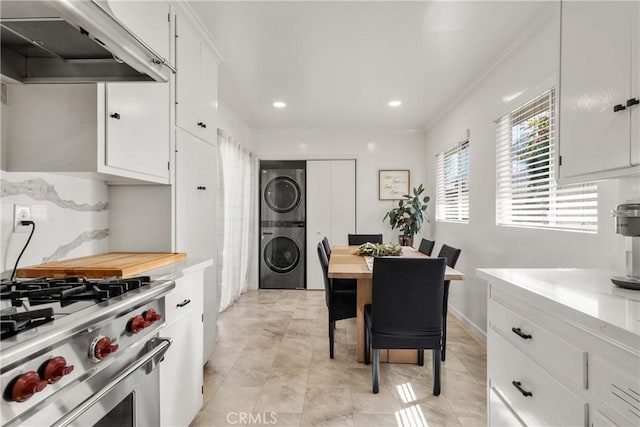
[263,176,302,214]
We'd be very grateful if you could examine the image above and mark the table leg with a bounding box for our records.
[356,277,371,363]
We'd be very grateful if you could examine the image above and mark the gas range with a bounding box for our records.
[0,275,175,426]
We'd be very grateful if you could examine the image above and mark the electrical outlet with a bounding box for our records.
[14,204,32,232]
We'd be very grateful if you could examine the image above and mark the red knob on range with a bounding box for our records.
[7,371,47,402]
[39,357,74,384]
[89,336,119,362]
[127,315,151,334]
[142,309,162,323]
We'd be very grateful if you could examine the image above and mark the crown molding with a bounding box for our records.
[170,0,227,62]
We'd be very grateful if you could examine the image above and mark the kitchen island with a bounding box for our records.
[478,268,640,427]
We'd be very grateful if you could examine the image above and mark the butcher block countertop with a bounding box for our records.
[16,252,187,279]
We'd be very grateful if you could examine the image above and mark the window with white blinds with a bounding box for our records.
[495,89,597,232]
[436,140,469,223]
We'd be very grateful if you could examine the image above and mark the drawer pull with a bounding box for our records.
[511,327,532,340]
[176,299,191,308]
[512,381,533,397]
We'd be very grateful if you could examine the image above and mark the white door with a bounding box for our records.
[559,2,633,178]
[175,129,201,256]
[105,82,170,181]
[632,2,640,166]
[306,160,356,291]
[175,16,201,137]
[199,47,219,145]
[307,161,333,290]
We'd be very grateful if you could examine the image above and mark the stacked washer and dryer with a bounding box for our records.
[259,161,306,289]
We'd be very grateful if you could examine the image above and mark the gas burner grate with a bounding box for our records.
[0,307,54,340]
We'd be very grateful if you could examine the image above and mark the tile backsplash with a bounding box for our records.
[1,171,109,274]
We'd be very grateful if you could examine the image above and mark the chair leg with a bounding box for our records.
[364,327,371,365]
[418,349,424,366]
[329,321,335,359]
[442,282,450,362]
[432,349,441,396]
[372,348,380,394]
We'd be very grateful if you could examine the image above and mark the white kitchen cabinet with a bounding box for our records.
[175,14,219,145]
[306,160,356,290]
[479,269,640,427]
[4,82,170,184]
[104,0,171,64]
[175,128,218,361]
[159,272,204,427]
[558,1,640,182]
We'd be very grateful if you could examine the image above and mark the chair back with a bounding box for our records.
[322,237,332,260]
[370,257,446,349]
[437,244,461,268]
[418,238,435,256]
[348,233,383,245]
[317,243,331,307]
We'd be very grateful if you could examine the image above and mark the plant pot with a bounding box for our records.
[398,235,413,247]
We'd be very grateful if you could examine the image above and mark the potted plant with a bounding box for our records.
[383,184,430,247]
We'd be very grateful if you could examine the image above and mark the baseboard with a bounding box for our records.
[448,305,487,343]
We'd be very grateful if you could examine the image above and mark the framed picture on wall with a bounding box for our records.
[379,169,410,200]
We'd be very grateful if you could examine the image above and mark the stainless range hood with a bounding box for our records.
[0,0,175,83]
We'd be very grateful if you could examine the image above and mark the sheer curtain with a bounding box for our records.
[217,129,256,312]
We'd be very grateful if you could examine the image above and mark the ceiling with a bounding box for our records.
[190,1,554,131]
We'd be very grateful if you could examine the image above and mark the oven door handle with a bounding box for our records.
[52,337,172,427]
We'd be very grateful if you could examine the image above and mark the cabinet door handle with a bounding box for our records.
[201,123,207,128]
[511,327,532,340]
[197,122,204,127]
[110,112,121,119]
[196,186,207,190]
[613,104,626,112]
[177,299,191,308]
[512,381,533,397]
[627,98,640,107]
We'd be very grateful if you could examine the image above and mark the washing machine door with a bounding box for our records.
[263,236,301,274]
[263,176,302,214]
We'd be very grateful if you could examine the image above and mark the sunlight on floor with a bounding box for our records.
[396,382,418,404]
[395,403,429,427]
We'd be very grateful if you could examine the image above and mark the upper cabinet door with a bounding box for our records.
[105,0,171,62]
[176,16,201,137]
[559,1,639,181]
[632,4,640,166]
[105,82,170,181]
[199,47,219,145]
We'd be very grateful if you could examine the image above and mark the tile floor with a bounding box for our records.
[192,290,487,427]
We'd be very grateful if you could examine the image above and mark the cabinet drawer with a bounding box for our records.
[490,387,524,426]
[165,278,202,325]
[488,329,587,427]
[489,299,586,388]
[590,353,640,426]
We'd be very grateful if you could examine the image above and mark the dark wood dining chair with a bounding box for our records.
[418,238,435,256]
[364,257,446,395]
[348,233,383,245]
[436,244,461,362]
[317,243,357,358]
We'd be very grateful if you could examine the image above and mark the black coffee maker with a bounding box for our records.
[612,202,640,289]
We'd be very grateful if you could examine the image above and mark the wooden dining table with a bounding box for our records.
[328,245,465,363]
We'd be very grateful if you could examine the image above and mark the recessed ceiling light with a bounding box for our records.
[273,101,286,108]
[388,100,402,107]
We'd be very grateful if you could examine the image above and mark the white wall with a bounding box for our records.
[253,129,431,243]
[425,7,635,338]
[218,102,254,151]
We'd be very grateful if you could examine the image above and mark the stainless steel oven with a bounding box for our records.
[1,277,174,427]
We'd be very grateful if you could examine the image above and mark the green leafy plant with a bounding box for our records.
[383,184,430,243]
[356,242,402,257]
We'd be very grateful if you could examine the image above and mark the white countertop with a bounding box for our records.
[142,258,213,281]
[477,268,640,350]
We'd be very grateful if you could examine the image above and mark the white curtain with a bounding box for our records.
[217,129,256,312]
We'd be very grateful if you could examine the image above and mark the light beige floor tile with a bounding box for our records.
[352,413,398,427]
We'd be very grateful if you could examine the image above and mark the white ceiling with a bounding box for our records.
[190,1,554,131]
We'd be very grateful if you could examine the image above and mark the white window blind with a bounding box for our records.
[436,140,469,223]
[495,89,597,232]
